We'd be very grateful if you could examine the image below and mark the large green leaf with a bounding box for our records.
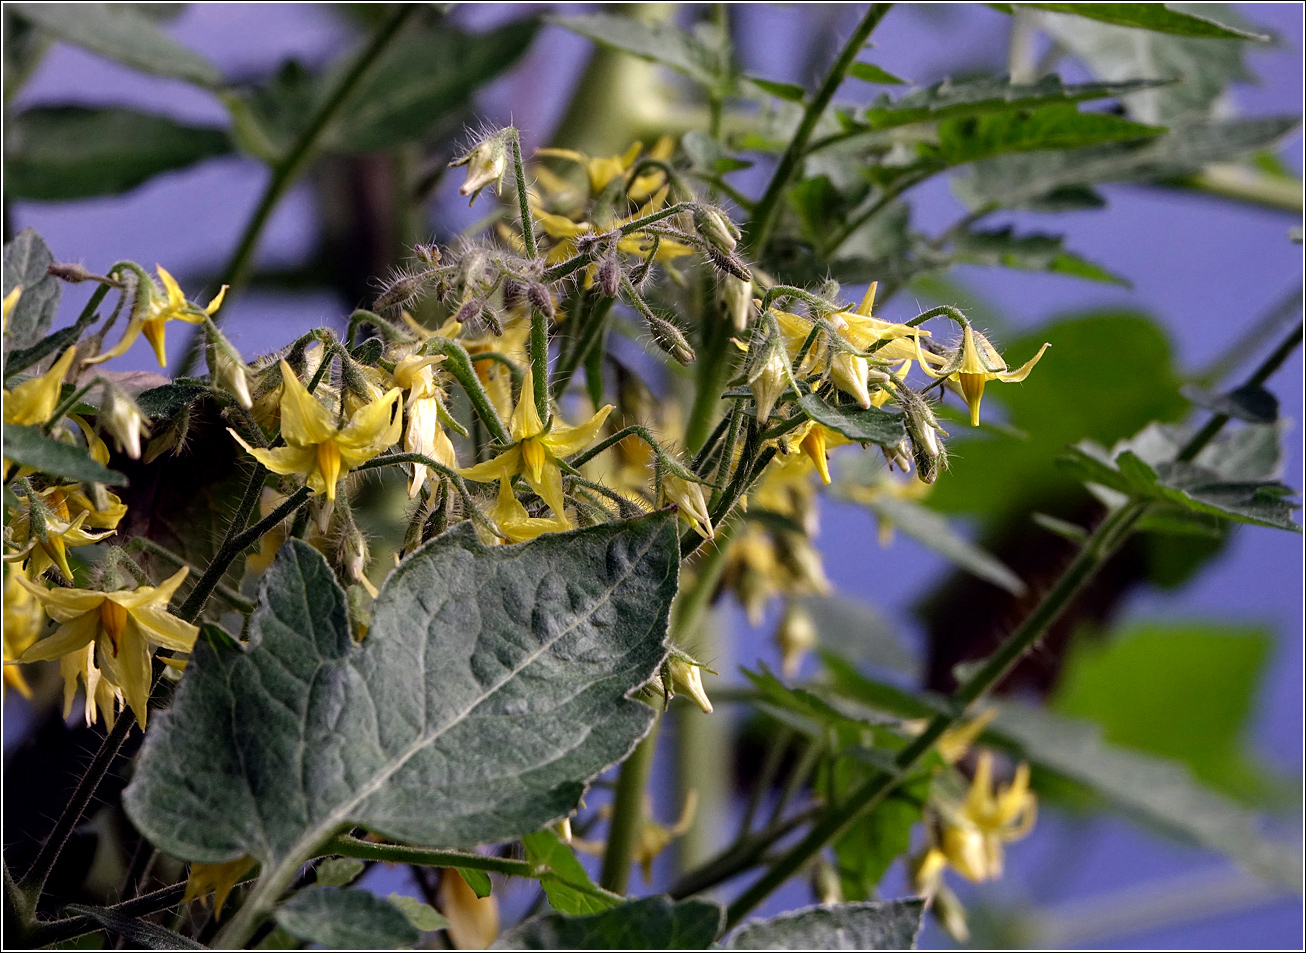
[494,895,724,950]
[2,227,62,351]
[549,12,733,96]
[522,829,623,916]
[948,226,1127,285]
[863,75,1167,130]
[272,887,419,950]
[2,425,127,485]
[993,3,1270,41]
[4,107,231,200]
[930,105,1162,167]
[954,116,1299,210]
[833,781,929,902]
[1053,622,1291,804]
[124,515,679,880]
[989,703,1301,887]
[796,392,905,446]
[724,899,925,950]
[10,2,221,87]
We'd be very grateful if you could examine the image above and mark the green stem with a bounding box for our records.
[327,835,542,877]
[176,4,419,374]
[422,338,511,445]
[600,716,662,894]
[42,378,101,434]
[21,881,199,948]
[510,133,538,261]
[745,4,894,255]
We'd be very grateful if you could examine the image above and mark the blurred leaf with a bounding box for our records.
[820,652,943,722]
[64,904,205,950]
[848,61,906,85]
[723,899,925,950]
[1054,621,1294,804]
[989,702,1302,888]
[3,8,50,104]
[10,2,221,87]
[846,494,1028,594]
[494,895,724,949]
[456,867,493,899]
[954,116,1299,210]
[2,425,127,485]
[797,593,919,676]
[930,105,1163,167]
[997,3,1270,41]
[747,76,806,103]
[4,107,231,200]
[1182,382,1279,423]
[862,75,1168,130]
[522,829,623,916]
[386,893,449,932]
[314,857,365,887]
[273,886,420,950]
[3,227,62,351]
[551,13,733,96]
[3,304,97,384]
[796,392,906,446]
[834,781,928,901]
[949,226,1128,285]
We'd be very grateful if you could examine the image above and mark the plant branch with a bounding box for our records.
[327,835,543,877]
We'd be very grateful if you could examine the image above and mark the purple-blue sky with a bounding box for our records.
[6,4,1302,948]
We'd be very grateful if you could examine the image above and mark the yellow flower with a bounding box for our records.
[845,471,932,546]
[536,136,675,201]
[230,360,402,503]
[3,346,77,426]
[183,857,257,918]
[667,655,713,714]
[2,284,22,332]
[937,751,1037,882]
[90,266,226,367]
[916,325,1049,426]
[459,368,612,525]
[439,868,500,951]
[663,474,713,540]
[9,484,121,582]
[833,282,928,366]
[489,477,569,543]
[391,354,456,498]
[3,564,45,698]
[17,567,199,728]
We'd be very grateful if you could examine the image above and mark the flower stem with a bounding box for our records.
[599,715,662,894]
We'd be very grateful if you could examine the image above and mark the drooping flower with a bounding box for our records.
[439,868,500,951]
[3,564,44,697]
[936,751,1037,883]
[90,266,226,368]
[230,359,402,503]
[183,857,257,918]
[458,368,612,525]
[916,325,1049,426]
[8,484,121,582]
[17,567,199,728]
[3,346,77,427]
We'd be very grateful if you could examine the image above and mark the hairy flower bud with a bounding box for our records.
[898,387,948,484]
[664,474,712,539]
[721,274,752,333]
[597,251,622,299]
[101,385,149,460]
[527,282,555,319]
[450,135,508,203]
[830,350,871,409]
[667,654,713,714]
[693,206,740,254]
[749,348,788,424]
[645,312,695,366]
[206,328,253,410]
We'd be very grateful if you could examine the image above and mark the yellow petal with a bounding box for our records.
[21,611,99,662]
[99,621,152,728]
[459,445,523,484]
[84,315,145,365]
[509,369,546,441]
[3,346,78,425]
[156,265,186,310]
[276,359,337,447]
[856,281,878,317]
[205,284,228,315]
[523,460,569,523]
[14,574,106,620]
[336,387,402,464]
[996,342,1050,383]
[542,404,614,458]
[130,605,199,652]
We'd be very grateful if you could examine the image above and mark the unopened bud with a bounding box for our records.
[777,603,818,679]
[450,135,508,203]
[374,268,431,313]
[454,298,483,328]
[898,388,948,484]
[664,474,712,539]
[413,243,441,267]
[703,245,752,282]
[527,282,555,319]
[830,350,871,409]
[501,277,525,311]
[693,206,740,254]
[101,385,149,460]
[645,312,695,365]
[667,655,713,714]
[47,262,94,283]
[721,274,752,333]
[749,348,788,424]
[206,330,253,409]
[597,253,621,299]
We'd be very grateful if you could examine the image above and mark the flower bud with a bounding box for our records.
[645,312,695,366]
[206,329,253,410]
[777,602,818,678]
[439,868,500,950]
[693,206,740,254]
[830,350,871,409]
[667,654,713,714]
[664,474,712,539]
[406,397,457,499]
[898,387,948,484]
[101,385,149,460]
[527,282,555,319]
[450,135,508,203]
[749,348,788,424]
[720,274,752,333]
[413,243,441,267]
[597,252,622,299]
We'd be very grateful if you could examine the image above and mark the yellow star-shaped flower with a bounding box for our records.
[916,325,1049,426]
[3,346,77,426]
[90,266,226,367]
[937,750,1037,882]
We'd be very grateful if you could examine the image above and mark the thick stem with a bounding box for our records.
[599,717,661,894]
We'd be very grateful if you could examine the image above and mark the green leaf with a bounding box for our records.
[848,61,906,85]
[1009,3,1270,41]
[134,381,209,418]
[387,893,449,932]
[1053,621,1292,804]
[954,116,1299,210]
[124,515,680,885]
[494,895,724,949]
[314,857,365,887]
[550,13,732,95]
[846,494,1027,594]
[10,2,221,87]
[3,304,97,384]
[723,899,925,950]
[863,75,1168,130]
[3,227,62,351]
[797,594,918,676]
[63,904,205,950]
[4,107,231,200]
[834,789,927,900]
[1182,383,1278,424]
[746,76,807,103]
[796,392,906,446]
[2,425,127,485]
[989,702,1302,888]
[820,653,945,721]
[930,105,1162,167]
[948,227,1128,285]
[273,887,420,950]
[457,867,493,899]
[522,829,623,915]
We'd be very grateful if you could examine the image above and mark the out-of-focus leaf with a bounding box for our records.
[124,516,679,894]
[10,2,221,87]
[314,857,365,887]
[995,3,1270,41]
[387,893,449,932]
[796,392,906,446]
[273,887,420,950]
[1054,621,1293,804]
[3,227,62,351]
[834,781,928,901]
[820,653,943,722]
[848,61,906,85]
[747,76,806,103]
[797,593,918,676]
[63,905,205,950]
[949,227,1129,285]
[723,899,925,950]
[930,105,1162,167]
[2,306,97,384]
[493,895,724,949]
[4,107,231,200]
[2,8,50,104]
[954,116,1299,210]
[550,12,733,96]
[522,829,623,916]
[846,494,1028,594]
[2,425,127,485]
[989,703,1302,888]
[1182,383,1279,423]
[862,75,1168,130]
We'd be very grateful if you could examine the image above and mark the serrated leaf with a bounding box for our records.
[273,887,420,950]
[2,425,127,485]
[848,61,906,85]
[989,702,1302,887]
[314,857,365,887]
[747,76,806,103]
[3,227,62,351]
[796,392,905,446]
[723,899,925,950]
[850,495,1027,594]
[387,893,449,932]
[522,829,623,915]
[493,895,724,950]
[550,13,731,95]
[863,75,1167,130]
[1009,3,1269,41]
[10,2,221,87]
[4,107,232,201]
[949,226,1128,285]
[63,904,206,950]
[931,104,1163,167]
[124,515,679,897]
